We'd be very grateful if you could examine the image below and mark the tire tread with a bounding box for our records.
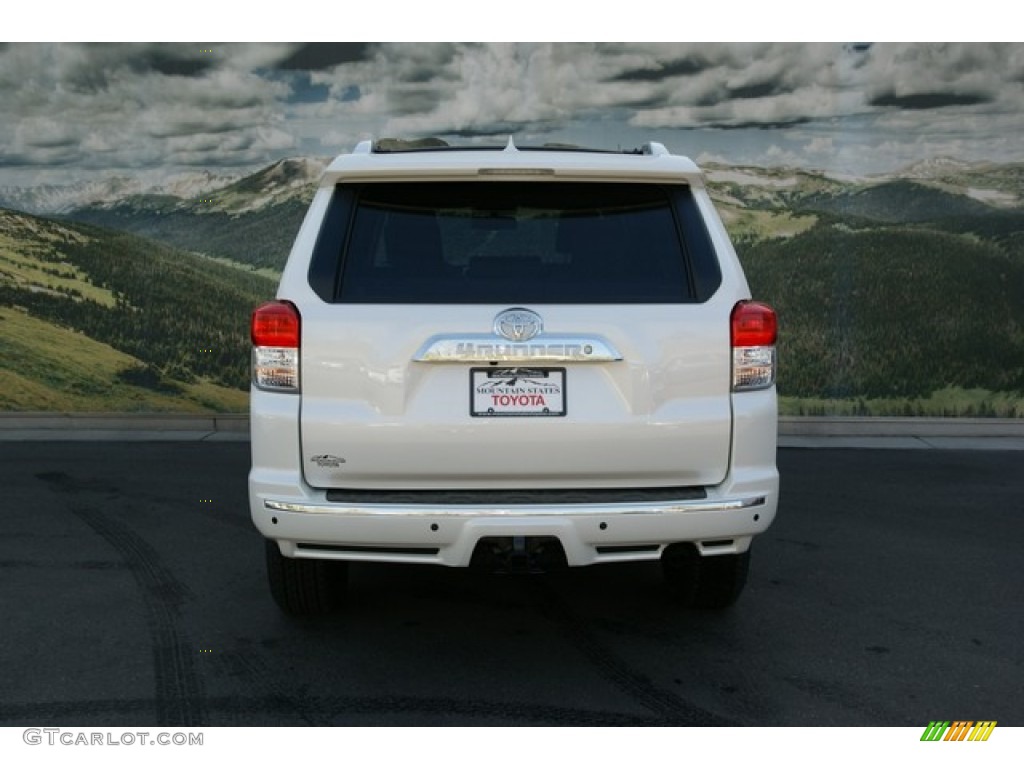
[662,544,750,609]
[265,540,348,615]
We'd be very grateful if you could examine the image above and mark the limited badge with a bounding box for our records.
[310,454,346,468]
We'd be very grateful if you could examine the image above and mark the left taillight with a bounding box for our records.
[731,300,777,392]
[251,301,300,392]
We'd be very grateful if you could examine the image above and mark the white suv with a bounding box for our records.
[249,138,778,615]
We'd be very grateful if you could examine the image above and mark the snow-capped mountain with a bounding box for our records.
[0,177,145,215]
[0,169,243,215]
[59,156,331,271]
[9,154,1020,273]
[0,157,330,217]
[200,157,330,214]
[153,169,245,200]
[896,156,982,180]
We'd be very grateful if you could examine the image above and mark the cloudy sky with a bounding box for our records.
[2,42,1023,186]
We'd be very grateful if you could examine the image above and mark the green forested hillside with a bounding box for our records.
[796,180,999,223]
[0,208,276,407]
[0,306,249,412]
[707,163,1024,415]
[66,197,307,271]
[738,223,1024,402]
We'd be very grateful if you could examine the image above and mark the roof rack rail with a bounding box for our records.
[359,137,671,156]
[373,137,450,153]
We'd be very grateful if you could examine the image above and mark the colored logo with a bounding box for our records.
[920,721,997,741]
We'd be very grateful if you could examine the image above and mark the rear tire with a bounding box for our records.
[265,540,348,616]
[661,543,750,609]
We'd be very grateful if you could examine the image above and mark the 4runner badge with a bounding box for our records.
[494,308,543,342]
[310,455,346,468]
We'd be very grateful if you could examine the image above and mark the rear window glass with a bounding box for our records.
[312,181,720,303]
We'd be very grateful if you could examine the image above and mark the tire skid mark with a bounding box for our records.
[527,580,735,726]
[35,471,119,496]
[36,470,206,726]
[68,503,205,726]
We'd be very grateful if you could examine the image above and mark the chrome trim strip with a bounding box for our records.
[264,496,765,517]
[412,334,622,363]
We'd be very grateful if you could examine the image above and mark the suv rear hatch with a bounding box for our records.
[298,180,732,490]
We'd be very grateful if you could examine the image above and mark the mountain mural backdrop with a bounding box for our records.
[1,153,1022,415]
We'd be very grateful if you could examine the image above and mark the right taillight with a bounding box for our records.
[251,301,300,392]
[731,301,777,392]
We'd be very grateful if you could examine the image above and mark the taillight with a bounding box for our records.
[731,301,777,392]
[251,301,300,392]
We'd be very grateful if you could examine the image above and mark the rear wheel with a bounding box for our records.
[265,540,348,616]
[661,543,750,609]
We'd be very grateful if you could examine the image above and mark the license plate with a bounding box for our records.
[470,367,566,417]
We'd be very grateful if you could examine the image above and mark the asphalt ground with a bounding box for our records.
[0,442,1020,726]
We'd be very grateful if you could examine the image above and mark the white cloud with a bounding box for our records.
[804,137,834,155]
[1,42,1023,183]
